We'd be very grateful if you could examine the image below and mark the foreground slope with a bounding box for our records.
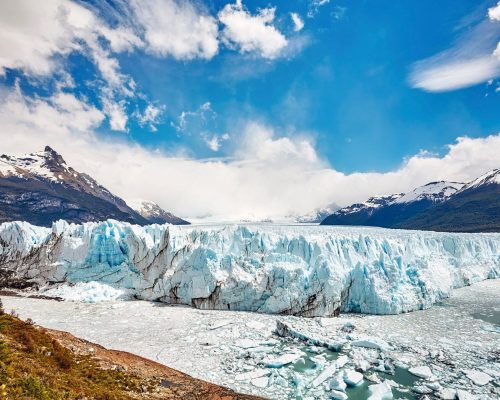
[0,304,260,400]
[0,221,499,316]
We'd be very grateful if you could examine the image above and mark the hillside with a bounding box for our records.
[0,299,261,400]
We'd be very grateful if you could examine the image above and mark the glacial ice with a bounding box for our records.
[0,220,499,316]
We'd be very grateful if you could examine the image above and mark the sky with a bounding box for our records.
[0,0,500,220]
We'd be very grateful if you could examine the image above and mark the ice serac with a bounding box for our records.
[0,221,499,316]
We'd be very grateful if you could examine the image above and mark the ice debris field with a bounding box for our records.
[2,280,499,399]
[1,220,499,316]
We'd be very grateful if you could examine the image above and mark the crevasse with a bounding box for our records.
[0,220,499,316]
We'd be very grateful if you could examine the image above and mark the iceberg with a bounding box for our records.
[0,220,499,316]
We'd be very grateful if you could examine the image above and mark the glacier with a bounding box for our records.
[0,220,499,316]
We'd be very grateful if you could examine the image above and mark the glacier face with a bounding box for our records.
[0,220,499,316]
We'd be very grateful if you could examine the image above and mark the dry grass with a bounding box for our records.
[0,305,160,399]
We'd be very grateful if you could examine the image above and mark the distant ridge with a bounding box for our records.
[128,199,190,225]
[321,170,500,232]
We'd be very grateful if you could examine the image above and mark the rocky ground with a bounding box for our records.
[1,279,499,399]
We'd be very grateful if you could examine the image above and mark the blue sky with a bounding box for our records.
[1,0,500,219]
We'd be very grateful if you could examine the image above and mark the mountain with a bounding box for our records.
[292,203,340,223]
[326,193,404,225]
[0,147,185,226]
[320,173,500,232]
[396,169,500,232]
[128,200,190,225]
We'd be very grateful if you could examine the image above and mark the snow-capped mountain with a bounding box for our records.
[456,168,500,193]
[128,200,189,225]
[322,172,499,232]
[292,203,340,223]
[399,169,500,232]
[332,193,403,219]
[391,181,464,204]
[0,147,185,227]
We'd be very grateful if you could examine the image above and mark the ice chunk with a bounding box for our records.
[351,337,390,351]
[234,338,261,349]
[251,376,269,388]
[262,351,302,368]
[437,388,457,400]
[463,369,492,386]
[275,320,344,351]
[43,282,130,302]
[343,369,363,386]
[368,381,393,400]
[408,366,434,380]
[329,375,347,392]
[330,390,348,400]
[235,368,269,381]
[456,389,476,400]
[412,385,433,394]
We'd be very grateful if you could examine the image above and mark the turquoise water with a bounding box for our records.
[471,310,500,325]
[280,341,422,399]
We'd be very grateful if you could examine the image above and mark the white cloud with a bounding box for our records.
[218,1,288,59]
[290,13,304,32]
[489,1,500,21]
[129,0,218,60]
[203,133,230,151]
[236,123,319,165]
[410,56,500,92]
[410,8,500,92]
[2,86,500,221]
[136,103,165,131]
[0,85,104,138]
[0,0,140,82]
[172,102,217,133]
[101,96,128,132]
[307,0,331,18]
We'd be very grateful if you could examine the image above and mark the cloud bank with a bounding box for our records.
[2,86,499,221]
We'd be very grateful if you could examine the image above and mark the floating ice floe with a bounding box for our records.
[330,389,348,400]
[329,374,347,391]
[343,369,364,386]
[367,381,393,400]
[408,365,434,380]
[463,369,492,386]
[351,337,390,351]
[262,351,302,368]
[308,355,348,388]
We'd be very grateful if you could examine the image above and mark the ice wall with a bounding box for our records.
[0,220,499,316]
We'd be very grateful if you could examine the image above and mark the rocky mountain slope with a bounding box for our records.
[0,147,187,226]
[128,199,190,225]
[396,169,500,232]
[321,171,499,232]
